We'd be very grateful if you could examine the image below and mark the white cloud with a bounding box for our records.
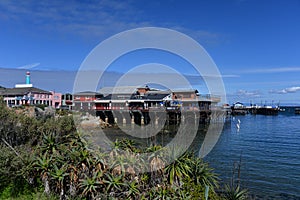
[204,74,239,78]
[0,0,146,39]
[0,1,223,45]
[17,63,40,69]
[286,87,300,93]
[226,89,262,103]
[270,86,300,94]
[236,89,261,97]
[241,67,300,74]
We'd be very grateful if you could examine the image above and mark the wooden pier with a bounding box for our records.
[231,106,280,116]
[95,107,225,126]
[93,87,226,126]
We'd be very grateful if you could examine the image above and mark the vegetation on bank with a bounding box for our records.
[0,99,247,199]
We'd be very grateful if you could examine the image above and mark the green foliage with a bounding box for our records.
[189,157,219,191]
[223,184,248,200]
[164,151,192,186]
[0,144,36,199]
[0,178,36,199]
[0,101,77,199]
[2,191,59,200]
[0,101,247,199]
[78,172,102,199]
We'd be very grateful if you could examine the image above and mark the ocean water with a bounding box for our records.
[97,112,300,199]
[205,114,300,199]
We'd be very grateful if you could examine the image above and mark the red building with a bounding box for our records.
[73,91,103,112]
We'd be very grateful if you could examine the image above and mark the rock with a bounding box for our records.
[35,106,55,119]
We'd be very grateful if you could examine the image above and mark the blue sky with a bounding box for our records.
[0,0,300,104]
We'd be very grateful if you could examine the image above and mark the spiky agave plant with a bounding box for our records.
[164,148,192,186]
[190,157,219,192]
[223,184,248,200]
[78,172,102,199]
[34,152,53,195]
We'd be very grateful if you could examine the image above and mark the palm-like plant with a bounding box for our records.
[110,153,126,176]
[120,138,137,152]
[67,147,81,164]
[145,144,163,153]
[111,139,122,155]
[78,172,102,199]
[78,149,92,168]
[127,180,140,199]
[50,164,68,200]
[34,152,53,195]
[93,150,107,172]
[190,158,219,191]
[123,150,143,176]
[0,102,237,200]
[68,165,79,197]
[39,132,59,154]
[223,184,248,200]
[150,186,173,200]
[174,187,192,200]
[103,173,127,197]
[164,150,192,186]
[139,173,150,191]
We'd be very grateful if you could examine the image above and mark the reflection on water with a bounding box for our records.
[96,120,224,158]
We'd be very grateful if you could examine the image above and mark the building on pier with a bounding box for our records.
[73,91,103,112]
[94,86,221,124]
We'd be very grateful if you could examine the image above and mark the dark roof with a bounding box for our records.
[234,102,243,105]
[172,89,198,94]
[100,94,113,100]
[73,91,103,96]
[101,93,139,100]
[145,93,170,100]
[95,87,199,102]
[99,86,138,96]
[99,92,169,101]
[146,90,171,95]
[0,87,51,96]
